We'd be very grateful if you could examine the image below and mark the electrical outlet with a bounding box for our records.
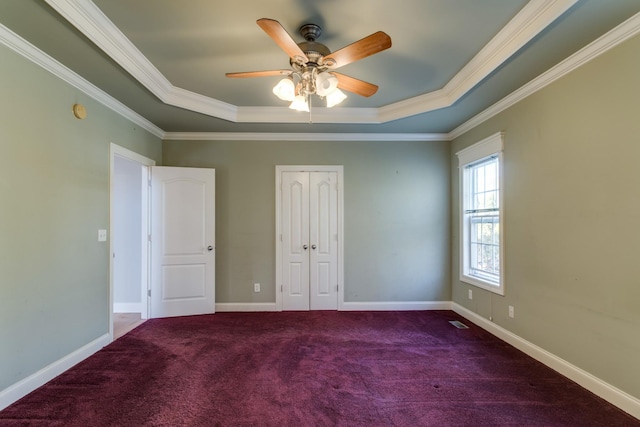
[254,283,260,293]
[468,289,473,300]
[98,229,107,242]
[508,305,515,318]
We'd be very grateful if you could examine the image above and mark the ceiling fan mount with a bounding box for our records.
[226,18,391,110]
[299,23,322,42]
[296,24,332,67]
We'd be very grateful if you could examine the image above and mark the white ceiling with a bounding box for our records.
[1,0,640,135]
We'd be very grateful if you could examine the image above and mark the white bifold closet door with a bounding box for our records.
[282,171,338,310]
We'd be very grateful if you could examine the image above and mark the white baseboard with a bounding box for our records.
[340,301,452,311]
[113,302,143,313]
[452,303,640,420]
[215,302,278,312]
[4,304,636,421]
[0,333,110,411]
[215,301,452,312]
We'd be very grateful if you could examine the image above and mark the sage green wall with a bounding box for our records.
[163,139,450,304]
[0,44,162,391]
[451,34,640,398]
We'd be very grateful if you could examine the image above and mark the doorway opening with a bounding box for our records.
[109,144,155,340]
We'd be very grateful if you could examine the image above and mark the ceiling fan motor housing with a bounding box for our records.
[296,23,334,68]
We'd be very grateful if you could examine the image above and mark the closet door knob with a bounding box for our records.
[311,244,317,250]
[303,245,308,250]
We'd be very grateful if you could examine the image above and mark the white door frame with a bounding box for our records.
[275,165,344,311]
[109,143,155,341]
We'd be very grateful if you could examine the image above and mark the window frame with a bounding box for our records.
[457,132,505,295]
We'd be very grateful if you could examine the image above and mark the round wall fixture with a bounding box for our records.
[72,103,87,119]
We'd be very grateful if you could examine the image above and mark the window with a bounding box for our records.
[457,132,504,295]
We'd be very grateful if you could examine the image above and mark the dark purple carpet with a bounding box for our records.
[1,311,638,426]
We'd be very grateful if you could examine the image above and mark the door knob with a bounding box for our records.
[207,245,213,251]
[311,244,317,250]
[303,245,308,250]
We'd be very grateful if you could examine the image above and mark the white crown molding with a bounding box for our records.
[166,86,238,122]
[0,23,164,138]
[45,0,173,99]
[163,132,449,142]
[444,0,578,103]
[237,106,382,124]
[6,5,638,142]
[380,0,579,122]
[449,10,640,140]
[5,5,639,143]
[43,0,577,125]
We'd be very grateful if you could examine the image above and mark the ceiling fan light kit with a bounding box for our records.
[272,76,295,101]
[289,94,310,112]
[325,88,347,108]
[226,18,391,112]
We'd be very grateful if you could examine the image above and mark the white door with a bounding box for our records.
[150,166,215,318]
[281,171,338,310]
[282,172,310,310]
[309,172,338,310]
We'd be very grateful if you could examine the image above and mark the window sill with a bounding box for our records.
[460,274,504,296]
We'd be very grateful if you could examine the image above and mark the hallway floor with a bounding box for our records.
[113,313,145,340]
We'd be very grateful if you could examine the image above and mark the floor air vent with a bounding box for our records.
[448,320,469,329]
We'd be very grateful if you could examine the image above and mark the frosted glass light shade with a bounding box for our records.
[315,72,339,97]
[289,95,310,112]
[272,77,295,101]
[326,88,347,108]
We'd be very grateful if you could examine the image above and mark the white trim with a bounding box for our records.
[113,303,143,313]
[237,106,381,124]
[340,301,452,311]
[457,132,505,296]
[450,10,640,140]
[109,144,156,340]
[456,132,504,166]
[0,333,110,411]
[379,0,579,122]
[3,304,636,421]
[4,7,640,141]
[162,132,449,142]
[215,301,453,312]
[43,0,577,125]
[0,24,163,138]
[44,0,173,100]
[275,165,345,312]
[215,303,278,312]
[452,303,640,420]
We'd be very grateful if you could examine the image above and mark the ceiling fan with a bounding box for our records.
[226,18,392,111]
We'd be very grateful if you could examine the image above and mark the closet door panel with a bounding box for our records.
[310,172,338,310]
[282,172,310,310]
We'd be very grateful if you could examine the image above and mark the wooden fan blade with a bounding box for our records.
[331,72,378,97]
[257,18,308,63]
[324,31,391,69]
[226,70,291,78]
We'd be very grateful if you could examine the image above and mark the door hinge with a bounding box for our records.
[280,285,283,292]
[280,234,283,242]
[336,284,339,292]
[148,234,152,242]
[147,289,151,297]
